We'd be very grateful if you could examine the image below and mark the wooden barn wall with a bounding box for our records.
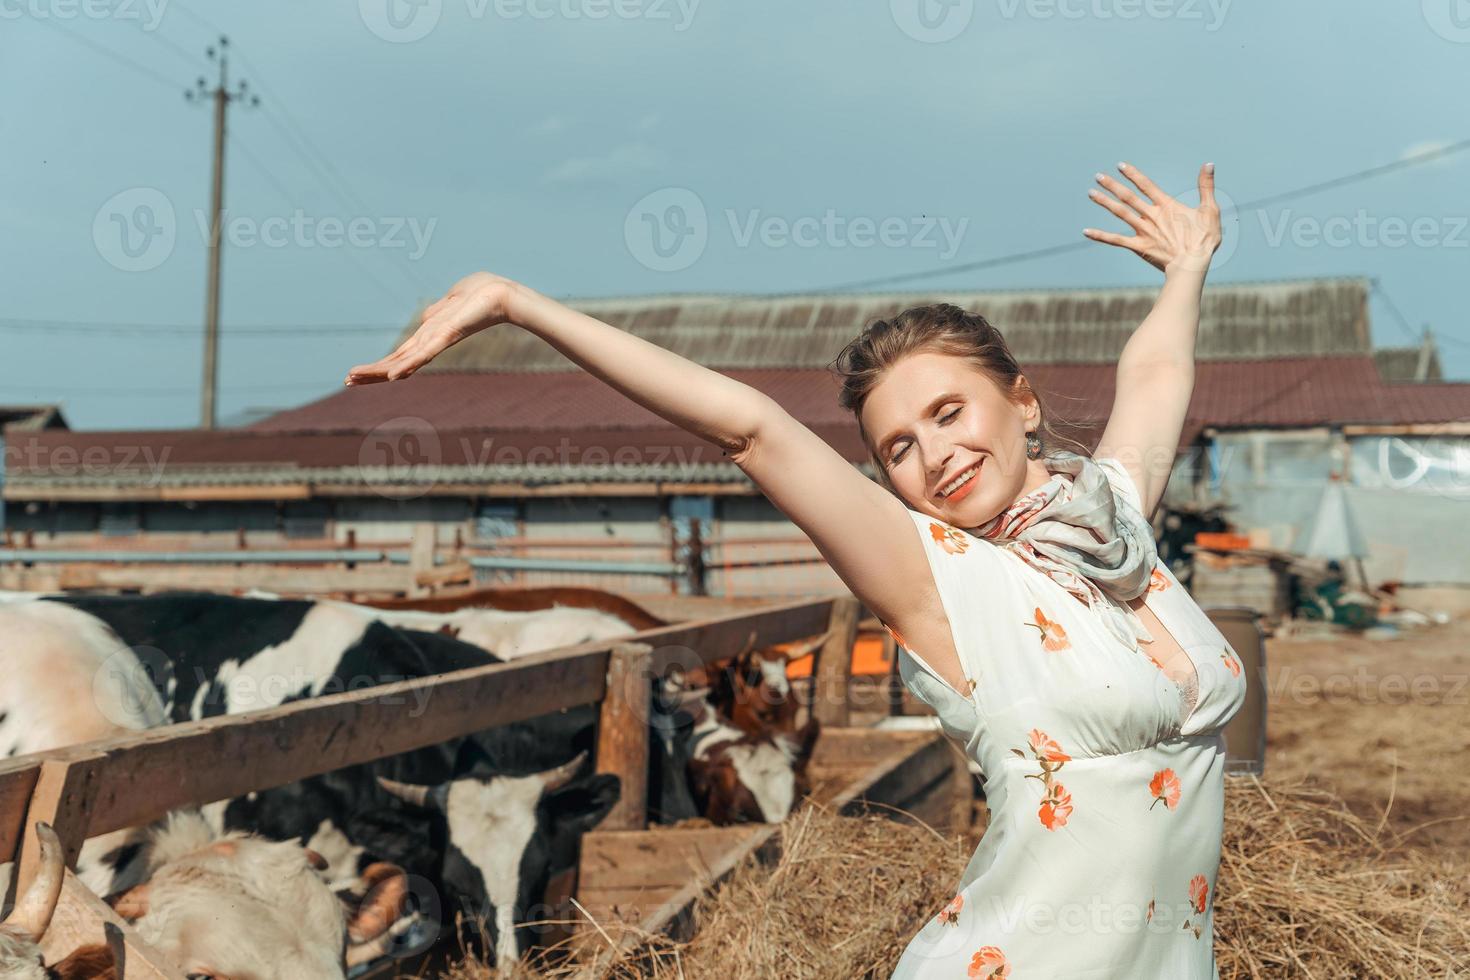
[334,497,473,545]
[510,495,672,594]
[712,495,844,598]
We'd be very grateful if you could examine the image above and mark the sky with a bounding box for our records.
[2,0,1468,431]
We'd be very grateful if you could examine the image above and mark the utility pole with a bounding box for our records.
[186,37,257,430]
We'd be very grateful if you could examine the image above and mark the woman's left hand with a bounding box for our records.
[1084,162,1222,273]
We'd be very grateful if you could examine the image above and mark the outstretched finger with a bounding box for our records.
[1198,162,1217,209]
[1088,187,1148,232]
[1117,162,1171,206]
[345,359,391,385]
[1095,173,1150,215]
[1082,227,1142,252]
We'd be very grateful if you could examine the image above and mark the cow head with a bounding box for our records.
[104,813,407,980]
[375,750,618,973]
[713,631,829,740]
[683,697,819,826]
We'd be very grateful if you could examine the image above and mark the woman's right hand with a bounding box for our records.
[344,272,521,385]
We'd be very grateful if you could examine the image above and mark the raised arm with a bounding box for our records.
[1085,162,1222,520]
[345,276,942,643]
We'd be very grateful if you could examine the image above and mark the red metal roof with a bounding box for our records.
[250,358,1470,439]
[6,358,1468,480]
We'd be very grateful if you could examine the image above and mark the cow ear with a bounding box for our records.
[541,774,620,834]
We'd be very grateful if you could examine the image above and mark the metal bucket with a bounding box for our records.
[1204,605,1267,776]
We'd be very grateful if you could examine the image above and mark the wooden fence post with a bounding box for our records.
[595,643,654,831]
[408,523,436,597]
[14,753,187,978]
[812,596,861,729]
[16,754,104,894]
[882,629,903,716]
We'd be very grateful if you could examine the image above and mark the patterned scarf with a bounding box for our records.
[971,450,1156,651]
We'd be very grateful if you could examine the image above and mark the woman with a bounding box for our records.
[347,162,1243,978]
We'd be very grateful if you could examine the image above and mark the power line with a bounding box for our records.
[125,19,210,73]
[166,0,229,40]
[143,0,436,303]
[229,132,422,312]
[1369,279,1425,345]
[0,317,403,336]
[251,101,438,301]
[0,380,334,396]
[788,139,1470,296]
[30,15,184,93]
[1371,279,1470,352]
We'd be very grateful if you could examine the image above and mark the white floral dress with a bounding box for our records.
[888,458,1247,980]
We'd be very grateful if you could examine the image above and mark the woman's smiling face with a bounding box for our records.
[862,350,1043,526]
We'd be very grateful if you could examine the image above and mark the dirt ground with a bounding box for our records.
[1260,611,1470,867]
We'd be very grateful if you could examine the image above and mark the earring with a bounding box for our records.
[1025,431,1043,460]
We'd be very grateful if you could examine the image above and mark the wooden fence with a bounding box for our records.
[0,594,864,978]
[0,524,837,599]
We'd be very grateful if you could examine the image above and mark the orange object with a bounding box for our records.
[783,633,892,679]
[1194,531,1252,551]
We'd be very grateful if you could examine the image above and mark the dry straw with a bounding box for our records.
[439,773,1468,979]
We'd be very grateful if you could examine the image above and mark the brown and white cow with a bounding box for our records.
[0,601,409,977]
[366,588,833,826]
[0,817,406,980]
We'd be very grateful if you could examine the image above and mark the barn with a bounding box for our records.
[4,276,1469,600]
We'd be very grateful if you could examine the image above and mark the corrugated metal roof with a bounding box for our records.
[393,277,1372,372]
[1374,344,1442,382]
[9,355,1470,497]
[0,405,69,432]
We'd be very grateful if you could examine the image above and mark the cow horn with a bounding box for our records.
[537,750,589,793]
[345,932,392,970]
[376,776,437,810]
[5,823,65,941]
[733,629,759,660]
[783,629,832,660]
[347,863,410,944]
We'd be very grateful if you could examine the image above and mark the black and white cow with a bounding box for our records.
[1,591,619,973]
[0,590,617,975]
[0,590,806,968]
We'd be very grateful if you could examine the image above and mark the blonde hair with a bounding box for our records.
[831,303,1094,494]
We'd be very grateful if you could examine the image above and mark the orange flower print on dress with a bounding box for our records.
[1026,729,1071,764]
[1148,768,1182,811]
[1189,874,1208,914]
[1038,783,1073,830]
[1220,646,1242,678]
[1147,567,1171,593]
[930,521,971,555]
[937,894,964,926]
[1013,729,1073,829]
[967,946,1010,978]
[1182,874,1209,939]
[1025,607,1072,652]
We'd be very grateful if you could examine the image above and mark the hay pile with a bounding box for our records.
[440,774,1469,979]
[1216,773,1469,978]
